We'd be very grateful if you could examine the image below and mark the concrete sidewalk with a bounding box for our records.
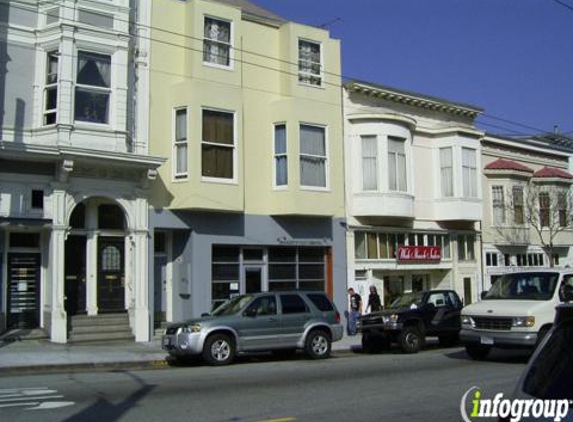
[0,333,363,375]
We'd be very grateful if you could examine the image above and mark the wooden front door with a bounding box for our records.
[98,238,125,312]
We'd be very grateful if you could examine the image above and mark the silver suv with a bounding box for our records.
[162,291,343,365]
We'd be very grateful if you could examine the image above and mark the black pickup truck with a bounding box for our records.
[358,289,463,354]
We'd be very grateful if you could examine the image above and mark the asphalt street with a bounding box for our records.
[0,346,530,422]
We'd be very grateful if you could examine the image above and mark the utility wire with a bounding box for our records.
[3,0,568,137]
[549,0,573,13]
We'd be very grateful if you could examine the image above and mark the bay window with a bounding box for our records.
[274,124,288,186]
[173,108,188,180]
[462,148,478,197]
[74,51,111,124]
[44,51,58,125]
[539,192,550,227]
[440,147,453,197]
[513,186,525,225]
[202,109,235,179]
[388,137,407,192]
[492,186,505,224]
[300,124,327,188]
[361,135,377,191]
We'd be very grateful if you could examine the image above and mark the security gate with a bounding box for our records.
[7,253,40,329]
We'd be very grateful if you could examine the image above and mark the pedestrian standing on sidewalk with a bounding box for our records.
[366,285,382,313]
[347,287,362,336]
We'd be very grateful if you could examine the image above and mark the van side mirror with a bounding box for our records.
[559,285,573,302]
[480,291,488,300]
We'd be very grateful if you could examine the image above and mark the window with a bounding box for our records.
[298,40,322,86]
[486,252,498,267]
[458,234,475,261]
[367,232,378,259]
[212,246,240,310]
[440,147,453,197]
[539,192,550,227]
[300,124,327,188]
[75,51,111,124]
[558,192,569,227]
[203,17,231,67]
[355,232,366,259]
[268,247,325,291]
[174,108,188,179]
[513,186,525,225]
[388,137,407,192]
[462,148,477,197]
[280,294,309,314]
[492,186,505,225]
[202,109,235,179]
[44,51,58,125]
[361,135,378,191]
[154,232,166,254]
[31,190,44,210]
[274,124,287,186]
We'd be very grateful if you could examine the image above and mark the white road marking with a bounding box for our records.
[0,395,64,403]
[0,388,74,410]
[0,390,58,398]
[28,402,75,410]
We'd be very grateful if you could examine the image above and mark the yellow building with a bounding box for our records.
[148,0,346,326]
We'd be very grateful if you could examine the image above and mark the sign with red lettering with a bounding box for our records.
[397,246,441,263]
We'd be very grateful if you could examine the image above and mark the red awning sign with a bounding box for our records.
[397,246,441,263]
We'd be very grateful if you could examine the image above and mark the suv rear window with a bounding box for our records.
[307,293,334,312]
[280,294,309,314]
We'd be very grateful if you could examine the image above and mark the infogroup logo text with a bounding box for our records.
[460,386,570,422]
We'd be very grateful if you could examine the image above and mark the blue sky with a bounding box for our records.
[254,0,573,137]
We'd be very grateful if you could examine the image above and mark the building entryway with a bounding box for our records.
[245,266,264,294]
[64,235,87,316]
[97,237,125,312]
[7,253,40,329]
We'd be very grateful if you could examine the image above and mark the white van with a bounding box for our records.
[460,269,573,360]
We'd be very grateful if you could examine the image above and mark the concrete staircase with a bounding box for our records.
[68,313,135,343]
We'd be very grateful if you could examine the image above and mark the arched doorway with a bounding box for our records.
[65,199,127,315]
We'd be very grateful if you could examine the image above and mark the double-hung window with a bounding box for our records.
[202,109,235,180]
[440,147,453,197]
[558,192,569,227]
[300,124,327,188]
[388,137,407,192]
[539,192,550,227]
[512,186,525,225]
[462,148,477,198]
[75,51,111,124]
[203,17,231,68]
[298,40,322,87]
[173,108,188,180]
[274,124,288,187]
[492,186,505,225]
[361,135,377,191]
[44,51,59,125]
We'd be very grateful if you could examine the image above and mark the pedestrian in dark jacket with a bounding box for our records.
[366,285,382,313]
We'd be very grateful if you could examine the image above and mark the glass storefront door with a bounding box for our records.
[244,266,265,294]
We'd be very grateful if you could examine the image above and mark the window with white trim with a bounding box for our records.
[74,51,111,124]
[539,192,550,227]
[388,137,407,192]
[203,17,231,68]
[440,147,453,197]
[173,108,188,180]
[513,186,525,225]
[361,135,377,191]
[202,109,235,179]
[492,186,505,225]
[462,148,477,197]
[558,191,569,227]
[458,234,476,261]
[44,51,58,125]
[298,40,322,87]
[300,124,327,188]
[274,124,287,186]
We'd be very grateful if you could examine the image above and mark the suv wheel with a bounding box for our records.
[398,326,424,354]
[203,333,235,366]
[465,344,491,361]
[305,330,331,359]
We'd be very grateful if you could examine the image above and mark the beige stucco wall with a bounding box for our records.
[149,0,344,217]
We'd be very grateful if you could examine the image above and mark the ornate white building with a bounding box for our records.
[0,0,163,342]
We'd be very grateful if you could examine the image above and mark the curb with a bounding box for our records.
[0,359,170,377]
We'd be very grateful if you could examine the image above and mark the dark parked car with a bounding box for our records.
[358,290,463,353]
[162,291,343,365]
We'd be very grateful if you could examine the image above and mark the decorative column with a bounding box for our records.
[49,184,69,343]
[132,195,150,342]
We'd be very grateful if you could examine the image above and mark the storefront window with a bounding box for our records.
[211,246,240,310]
[378,234,388,259]
[355,232,366,259]
[367,233,378,259]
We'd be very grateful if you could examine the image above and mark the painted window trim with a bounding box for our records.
[299,122,330,191]
[200,106,238,184]
[297,38,324,89]
[172,106,189,182]
[272,122,288,190]
[43,50,59,127]
[202,15,234,71]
